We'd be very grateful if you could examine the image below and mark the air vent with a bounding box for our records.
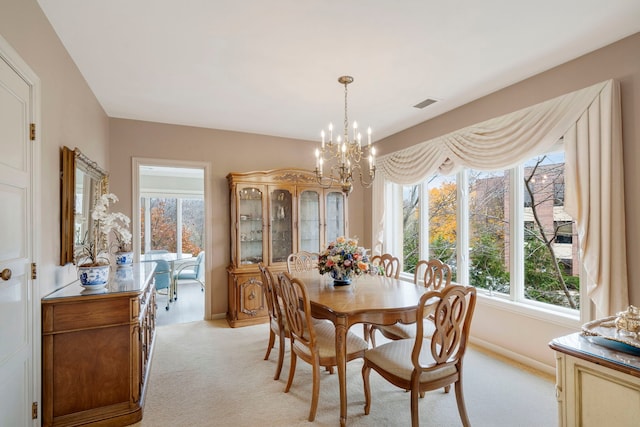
[413,98,438,109]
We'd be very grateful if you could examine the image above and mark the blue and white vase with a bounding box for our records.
[115,251,133,266]
[330,269,352,286]
[78,264,110,288]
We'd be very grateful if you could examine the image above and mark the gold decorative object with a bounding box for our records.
[615,305,640,335]
[314,75,375,196]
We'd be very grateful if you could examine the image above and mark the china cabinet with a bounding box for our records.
[226,169,348,327]
[41,263,156,427]
[549,333,640,427]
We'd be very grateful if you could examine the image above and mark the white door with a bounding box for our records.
[0,50,35,425]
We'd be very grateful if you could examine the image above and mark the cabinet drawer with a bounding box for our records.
[43,298,130,333]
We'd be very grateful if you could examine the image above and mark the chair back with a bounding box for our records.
[194,251,205,280]
[278,272,316,353]
[153,259,171,291]
[413,284,476,372]
[258,263,283,326]
[414,259,452,291]
[287,251,319,273]
[371,253,401,279]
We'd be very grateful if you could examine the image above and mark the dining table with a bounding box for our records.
[292,271,430,427]
[140,252,193,301]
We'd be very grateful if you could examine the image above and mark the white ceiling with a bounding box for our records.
[37,0,640,143]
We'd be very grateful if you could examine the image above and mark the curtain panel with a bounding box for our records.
[373,79,627,317]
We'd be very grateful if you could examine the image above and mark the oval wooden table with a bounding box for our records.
[291,271,428,427]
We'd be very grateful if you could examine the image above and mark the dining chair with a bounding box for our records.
[370,253,401,278]
[277,272,369,422]
[369,259,452,347]
[173,251,205,298]
[153,259,172,310]
[286,250,319,273]
[364,253,401,343]
[259,263,289,381]
[362,284,477,427]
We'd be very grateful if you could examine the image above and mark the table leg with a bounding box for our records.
[335,318,348,427]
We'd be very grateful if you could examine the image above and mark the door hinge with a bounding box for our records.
[32,402,38,419]
[30,123,36,141]
[31,262,37,280]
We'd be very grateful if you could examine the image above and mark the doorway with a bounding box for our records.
[132,158,210,325]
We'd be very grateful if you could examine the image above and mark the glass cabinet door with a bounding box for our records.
[238,186,264,266]
[299,190,321,253]
[326,190,345,243]
[269,188,293,264]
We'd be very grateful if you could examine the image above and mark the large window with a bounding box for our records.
[141,197,204,256]
[396,148,580,312]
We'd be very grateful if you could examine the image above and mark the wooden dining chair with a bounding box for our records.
[370,253,401,278]
[364,253,401,343]
[286,250,319,273]
[369,259,452,347]
[277,272,369,422]
[362,284,477,427]
[259,263,289,381]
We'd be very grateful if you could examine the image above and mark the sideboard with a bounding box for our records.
[549,332,640,427]
[41,263,156,427]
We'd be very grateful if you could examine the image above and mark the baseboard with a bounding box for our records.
[209,312,226,320]
[469,336,556,377]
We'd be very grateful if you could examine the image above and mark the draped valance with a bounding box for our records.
[373,79,627,317]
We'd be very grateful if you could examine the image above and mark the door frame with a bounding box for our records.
[0,34,41,425]
[132,157,212,319]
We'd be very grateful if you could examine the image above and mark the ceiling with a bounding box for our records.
[37,0,640,143]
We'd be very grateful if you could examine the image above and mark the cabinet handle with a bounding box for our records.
[1,268,11,281]
[248,291,256,300]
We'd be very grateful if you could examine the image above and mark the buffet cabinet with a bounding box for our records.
[226,168,348,327]
[42,263,156,427]
[549,333,640,427]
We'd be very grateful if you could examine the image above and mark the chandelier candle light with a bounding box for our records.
[314,75,376,195]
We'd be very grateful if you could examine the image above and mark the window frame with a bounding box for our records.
[387,157,591,327]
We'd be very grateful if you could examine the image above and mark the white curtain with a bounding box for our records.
[373,79,628,317]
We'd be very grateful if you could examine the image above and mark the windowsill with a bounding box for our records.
[477,291,581,330]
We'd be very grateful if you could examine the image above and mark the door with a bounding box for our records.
[0,52,35,425]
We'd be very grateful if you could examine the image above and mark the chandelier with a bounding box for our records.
[314,75,375,196]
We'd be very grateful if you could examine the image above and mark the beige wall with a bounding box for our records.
[108,120,366,317]
[0,0,110,297]
[375,32,640,369]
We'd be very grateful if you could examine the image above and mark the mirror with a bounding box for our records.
[60,146,108,265]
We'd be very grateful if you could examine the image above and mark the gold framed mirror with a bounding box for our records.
[60,146,108,265]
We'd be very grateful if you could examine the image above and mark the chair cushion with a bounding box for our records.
[377,320,435,340]
[175,269,197,280]
[292,321,368,359]
[364,339,457,382]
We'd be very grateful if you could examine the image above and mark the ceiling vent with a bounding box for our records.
[413,98,438,109]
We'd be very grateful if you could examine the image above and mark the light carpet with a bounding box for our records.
[131,319,556,427]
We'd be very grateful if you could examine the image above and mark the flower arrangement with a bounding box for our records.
[75,193,131,266]
[317,236,372,280]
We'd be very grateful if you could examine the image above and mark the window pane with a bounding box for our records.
[402,185,420,274]
[182,198,204,255]
[523,152,580,309]
[469,169,510,294]
[428,175,457,280]
[141,198,178,253]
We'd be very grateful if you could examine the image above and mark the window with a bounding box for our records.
[395,147,580,313]
[401,175,457,278]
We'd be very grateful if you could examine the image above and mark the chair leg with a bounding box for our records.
[370,327,377,347]
[264,329,275,361]
[410,387,420,427]
[274,331,285,381]
[284,351,297,393]
[454,380,471,427]
[308,358,321,421]
[362,363,372,415]
[363,324,371,344]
